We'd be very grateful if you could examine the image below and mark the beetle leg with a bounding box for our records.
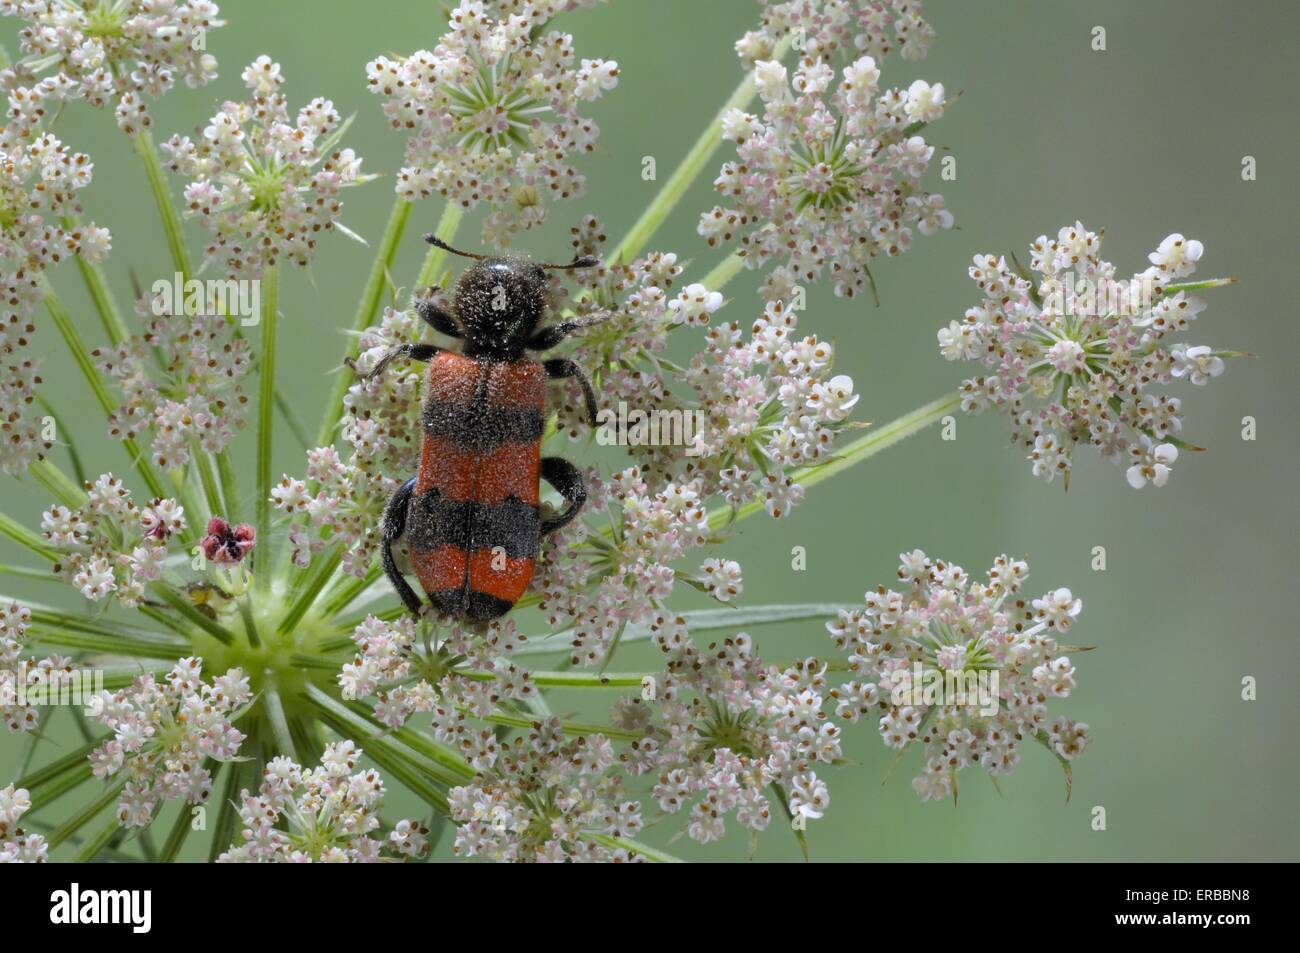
[542,357,599,427]
[414,293,463,339]
[347,342,441,382]
[527,311,613,352]
[382,477,426,615]
[539,457,587,536]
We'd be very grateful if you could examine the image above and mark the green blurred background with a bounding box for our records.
[2,0,1297,861]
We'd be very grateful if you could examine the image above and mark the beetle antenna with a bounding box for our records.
[540,255,600,270]
[423,234,487,260]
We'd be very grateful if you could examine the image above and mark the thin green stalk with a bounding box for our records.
[217,451,241,522]
[27,763,95,814]
[315,198,415,447]
[135,129,192,280]
[318,563,381,619]
[64,219,130,345]
[262,684,298,760]
[582,833,683,863]
[254,265,279,596]
[454,668,646,688]
[701,249,747,291]
[606,42,786,265]
[46,776,127,849]
[194,450,225,522]
[709,391,963,531]
[1164,277,1236,295]
[15,738,102,792]
[71,816,125,862]
[0,513,59,561]
[0,563,58,585]
[40,276,167,499]
[278,546,342,636]
[28,459,83,509]
[413,202,464,288]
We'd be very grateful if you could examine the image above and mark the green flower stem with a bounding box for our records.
[413,202,464,288]
[278,545,342,636]
[158,764,215,861]
[28,623,188,660]
[455,668,646,688]
[217,451,241,522]
[606,41,787,266]
[45,776,127,850]
[135,129,192,280]
[194,450,225,521]
[15,737,102,793]
[0,514,58,562]
[28,459,83,509]
[1164,277,1236,295]
[40,276,167,500]
[207,758,249,862]
[708,391,963,531]
[318,563,381,619]
[254,264,279,596]
[315,198,416,448]
[471,706,639,742]
[0,563,58,585]
[26,762,95,814]
[63,222,130,346]
[71,815,125,862]
[582,833,683,863]
[303,685,465,795]
[701,249,747,292]
[261,684,298,760]
[238,593,261,649]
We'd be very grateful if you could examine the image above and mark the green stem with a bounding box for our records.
[254,265,279,596]
[413,202,464,288]
[40,276,167,499]
[262,683,298,760]
[606,44,785,266]
[709,392,962,530]
[0,513,59,561]
[194,450,225,521]
[1163,277,1236,295]
[135,129,192,280]
[71,816,124,862]
[278,545,341,636]
[46,777,127,850]
[217,451,241,522]
[701,249,747,291]
[315,198,415,448]
[582,833,684,863]
[64,220,130,345]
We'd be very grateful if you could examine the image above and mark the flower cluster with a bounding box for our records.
[826,550,1089,801]
[613,624,839,843]
[559,217,859,500]
[88,657,249,827]
[219,744,428,862]
[365,0,618,244]
[40,473,186,606]
[93,291,252,469]
[1,601,75,733]
[701,55,950,301]
[0,0,223,135]
[736,0,934,65]
[341,612,537,739]
[449,718,644,862]
[0,783,46,862]
[1,79,112,474]
[939,224,1232,488]
[162,56,366,276]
